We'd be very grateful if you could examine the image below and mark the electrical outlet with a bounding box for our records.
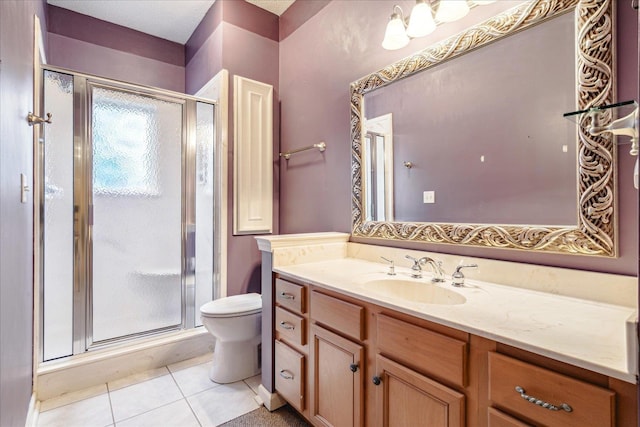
[423,191,435,204]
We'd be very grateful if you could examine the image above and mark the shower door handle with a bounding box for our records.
[185,227,196,273]
[73,235,79,293]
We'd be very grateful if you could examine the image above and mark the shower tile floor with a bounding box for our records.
[37,353,264,427]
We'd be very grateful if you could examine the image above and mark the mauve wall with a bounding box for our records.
[279,1,639,276]
[186,0,280,296]
[47,5,185,93]
[0,1,47,425]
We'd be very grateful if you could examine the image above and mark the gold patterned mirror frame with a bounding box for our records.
[351,0,616,256]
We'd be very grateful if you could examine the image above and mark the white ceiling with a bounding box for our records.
[47,0,296,44]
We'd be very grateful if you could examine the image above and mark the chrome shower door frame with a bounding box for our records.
[38,66,216,358]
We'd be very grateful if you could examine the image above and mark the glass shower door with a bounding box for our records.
[41,68,217,360]
[89,85,184,343]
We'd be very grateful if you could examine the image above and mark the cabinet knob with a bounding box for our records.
[372,376,381,385]
[349,363,359,373]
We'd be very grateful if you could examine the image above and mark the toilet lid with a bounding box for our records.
[200,293,262,318]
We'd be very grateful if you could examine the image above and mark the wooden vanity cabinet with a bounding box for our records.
[270,274,637,427]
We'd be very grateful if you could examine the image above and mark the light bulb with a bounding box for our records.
[436,0,470,22]
[382,12,410,50]
[406,1,436,38]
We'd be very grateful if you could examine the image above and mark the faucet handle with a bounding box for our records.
[451,263,478,287]
[380,256,396,276]
[405,255,427,265]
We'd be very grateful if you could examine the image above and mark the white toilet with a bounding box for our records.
[200,293,262,384]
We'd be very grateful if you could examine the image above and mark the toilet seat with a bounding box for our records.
[200,293,261,318]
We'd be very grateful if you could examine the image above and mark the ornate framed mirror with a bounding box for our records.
[350,0,616,256]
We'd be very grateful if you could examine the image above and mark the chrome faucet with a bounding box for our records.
[425,258,446,282]
[405,255,426,278]
[405,255,445,282]
[451,264,478,287]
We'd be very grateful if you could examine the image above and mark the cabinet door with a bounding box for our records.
[310,325,364,427]
[373,355,465,427]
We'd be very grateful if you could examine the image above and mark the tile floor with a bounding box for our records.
[37,353,263,427]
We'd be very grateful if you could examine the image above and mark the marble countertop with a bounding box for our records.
[274,257,638,384]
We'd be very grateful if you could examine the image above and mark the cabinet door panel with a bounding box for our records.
[311,291,364,340]
[311,325,364,427]
[488,352,615,427]
[488,407,533,427]
[275,340,305,411]
[377,314,467,387]
[375,355,464,427]
[275,306,306,345]
[275,278,306,313]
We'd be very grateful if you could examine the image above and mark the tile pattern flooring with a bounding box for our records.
[37,353,263,427]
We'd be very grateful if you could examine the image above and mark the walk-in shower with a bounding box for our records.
[39,67,218,362]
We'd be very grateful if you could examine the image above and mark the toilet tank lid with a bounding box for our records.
[200,293,262,317]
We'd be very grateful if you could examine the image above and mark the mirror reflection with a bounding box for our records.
[363,11,576,225]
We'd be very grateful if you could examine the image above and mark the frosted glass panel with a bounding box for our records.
[91,86,183,342]
[195,102,215,326]
[43,71,74,360]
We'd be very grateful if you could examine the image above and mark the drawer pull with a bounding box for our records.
[372,376,382,385]
[279,292,295,300]
[279,321,295,330]
[515,386,573,413]
[279,369,294,380]
[349,363,359,373]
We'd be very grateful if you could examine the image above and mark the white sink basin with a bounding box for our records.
[362,278,466,305]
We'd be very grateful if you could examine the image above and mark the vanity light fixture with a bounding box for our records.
[382,1,496,51]
[382,5,411,50]
[407,1,436,38]
[435,0,469,22]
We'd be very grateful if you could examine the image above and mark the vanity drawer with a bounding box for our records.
[275,306,306,346]
[488,352,615,427]
[376,314,467,387]
[275,278,306,314]
[275,340,305,411]
[310,291,364,341]
[487,407,533,427]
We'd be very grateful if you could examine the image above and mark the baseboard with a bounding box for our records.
[257,384,287,411]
